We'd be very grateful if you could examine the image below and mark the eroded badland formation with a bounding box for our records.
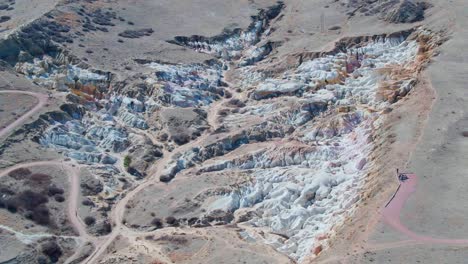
[0,0,467,263]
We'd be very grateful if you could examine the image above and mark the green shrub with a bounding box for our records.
[123,156,131,168]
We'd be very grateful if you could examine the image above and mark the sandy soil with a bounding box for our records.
[0,0,59,38]
[0,90,48,138]
[0,92,37,128]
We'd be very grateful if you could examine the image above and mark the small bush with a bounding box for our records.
[84,216,96,226]
[217,109,229,116]
[31,206,51,226]
[0,16,11,23]
[188,217,198,226]
[228,98,246,108]
[54,195,65,203]
[24,211,33,220]
[8,168,31,179]
[48,186,64,197]
[123,156,131,168]
[171,134,190,145]
[82,199,94,206]
[151,218,163,229]
[118,28,153,38]
[165,216,179,227]
[158,133,168,141]
[27,173,51,186]
[41,241,62,263]
[37,256,48,264]
[98,221,112,234]
[16,190,48,210]
[0,186,15,196]
[5,199,18,213]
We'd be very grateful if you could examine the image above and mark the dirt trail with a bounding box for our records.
[382,173,468,244]
[0,160,88,238]
[0,160,97,263]
[320,172,468,264]
[83,129,217,263]
[0,90,48,138]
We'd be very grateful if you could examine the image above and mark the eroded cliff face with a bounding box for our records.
[0,0,444,262]
[150,28,440,260]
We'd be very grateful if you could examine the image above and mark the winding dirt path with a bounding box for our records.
[0,89,97,261]
[321,173,468,264]
[0,161,89,237]
[382,173,468,245]
[0,160,97,263]
[0,90,48,138]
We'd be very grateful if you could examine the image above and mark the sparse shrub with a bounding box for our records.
[82,199,94,206]
[0,186,15,195]
[165,216,179,227]
[81,179,103,196]
[0,16,11,23]
[24,211,33,220]
[5,199,18,213]
[31,206,51,226]
[192,131,201,138]
[16,190,48,210]
[54,195,65,203]
[37,256,48,264]
[218,109,229,116]
[224,90,232,98]
[27,173,51,186]
[151,218,163,229]
[41,241,62,263]
[228,98,246,108]
[5,190,52,225]
[171,134,190,145]
[158,133,168,141]
[123,155,131,168]
[8,167,31,179]
[118,28,153,38]
[84,216,96,226]
[98,221,112,235]
[156,235,188,245]
[188,217,198,226]
[48,186,64,197]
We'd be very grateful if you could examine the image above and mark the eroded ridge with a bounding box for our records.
[144,28,439,261]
